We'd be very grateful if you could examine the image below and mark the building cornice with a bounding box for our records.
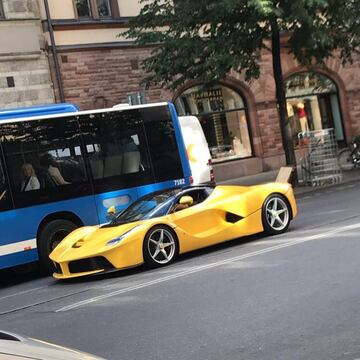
[0,17,41,23]
[42,18,131,31]
[52,41,156,52]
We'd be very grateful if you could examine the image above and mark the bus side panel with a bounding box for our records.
[0,195,99,269]
[94,188,139,225]
[93,179,186,225]
[168,102,192,184]
[0,250,38,270]
[136,179,187,198]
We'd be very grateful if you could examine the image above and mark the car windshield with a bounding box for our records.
[105,189,181,227]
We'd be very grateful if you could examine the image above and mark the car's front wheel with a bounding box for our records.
[143,225,178,268]
[262,194,291,235]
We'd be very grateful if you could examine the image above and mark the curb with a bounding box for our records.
[294,177,360,197]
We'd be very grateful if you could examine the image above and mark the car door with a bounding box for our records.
[168,189,227,252]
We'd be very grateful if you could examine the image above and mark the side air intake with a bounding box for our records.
[225,212,243,223]
[0,331,21,341]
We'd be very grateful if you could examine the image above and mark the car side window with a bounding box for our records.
[172,189,209,213]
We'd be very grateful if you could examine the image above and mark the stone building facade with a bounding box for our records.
[44,0,360,180]
[0,0,55,109]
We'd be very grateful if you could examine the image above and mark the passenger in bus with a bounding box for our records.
[40,154,70,186]
[20,163,40,192]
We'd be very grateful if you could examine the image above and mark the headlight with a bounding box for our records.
[106,225,142,246]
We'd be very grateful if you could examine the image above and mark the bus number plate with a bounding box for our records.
[174,179,185,186]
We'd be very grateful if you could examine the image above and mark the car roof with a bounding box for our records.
[0,331,104,360]
[136,185,214,201]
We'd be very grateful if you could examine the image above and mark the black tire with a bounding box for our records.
[38,219,77,273]
[262,194,291,235]
[338,148,355,171]
[143,225,179,268]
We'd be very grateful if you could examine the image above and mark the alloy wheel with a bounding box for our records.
[265,197,290,231]
[147,228,176,265]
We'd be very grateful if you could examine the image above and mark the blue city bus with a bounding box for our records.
[0,102,191,271]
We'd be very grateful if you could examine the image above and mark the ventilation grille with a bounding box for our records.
[225,212,243,223]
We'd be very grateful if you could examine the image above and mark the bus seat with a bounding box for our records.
[122,151,140,174]
[104,155,123,177]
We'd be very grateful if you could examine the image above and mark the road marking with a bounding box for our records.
[0,289,92,317]
[0,286,46,301]
[56,222,360,313]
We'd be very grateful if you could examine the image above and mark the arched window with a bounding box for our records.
[285,72,345,144]
[175,85,252,162]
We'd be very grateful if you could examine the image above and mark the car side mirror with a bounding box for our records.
[179,196,193,206]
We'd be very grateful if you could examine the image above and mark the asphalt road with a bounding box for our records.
[1,181,360,360]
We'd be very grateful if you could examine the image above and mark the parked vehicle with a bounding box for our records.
[0,330,105,360]
[50,183,297,279]
[0,102,211,272]
[338,136,360,171]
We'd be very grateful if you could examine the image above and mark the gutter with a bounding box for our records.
[43,0,65,103]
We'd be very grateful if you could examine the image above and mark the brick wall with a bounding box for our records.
[58,47,170,110]
[57,45,360,162]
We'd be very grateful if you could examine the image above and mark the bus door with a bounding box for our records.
[78,110,155,224]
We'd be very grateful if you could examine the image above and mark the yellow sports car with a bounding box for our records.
[50,184,297,279]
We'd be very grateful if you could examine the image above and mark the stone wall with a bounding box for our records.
[0,0,54,109]
[2,0,39,19]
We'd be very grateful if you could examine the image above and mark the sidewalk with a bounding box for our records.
[219,168,360,195]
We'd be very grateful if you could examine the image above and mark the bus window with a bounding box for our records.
[0,116,91,208]
[78,109,154,193]
[0,158,11,211]
[141,107,183,182]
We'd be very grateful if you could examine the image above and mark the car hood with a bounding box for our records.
[50,221,145,262]
[0,331,105,360]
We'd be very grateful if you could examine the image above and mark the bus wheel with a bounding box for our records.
[38,219,77,273]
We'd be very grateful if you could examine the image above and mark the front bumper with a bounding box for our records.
[53,269,104,279]
[53,256,115,279]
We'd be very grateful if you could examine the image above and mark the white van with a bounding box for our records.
[178,115,214,184]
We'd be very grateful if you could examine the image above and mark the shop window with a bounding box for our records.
[285,72,345,145]
[175,85,252,163]
[74,0,118,19]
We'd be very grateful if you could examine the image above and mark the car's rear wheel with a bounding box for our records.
[143,225,178,268]
[38,219,77,273]
[262,194,291,235]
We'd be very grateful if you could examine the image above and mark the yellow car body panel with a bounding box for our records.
[50,183,297,279]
